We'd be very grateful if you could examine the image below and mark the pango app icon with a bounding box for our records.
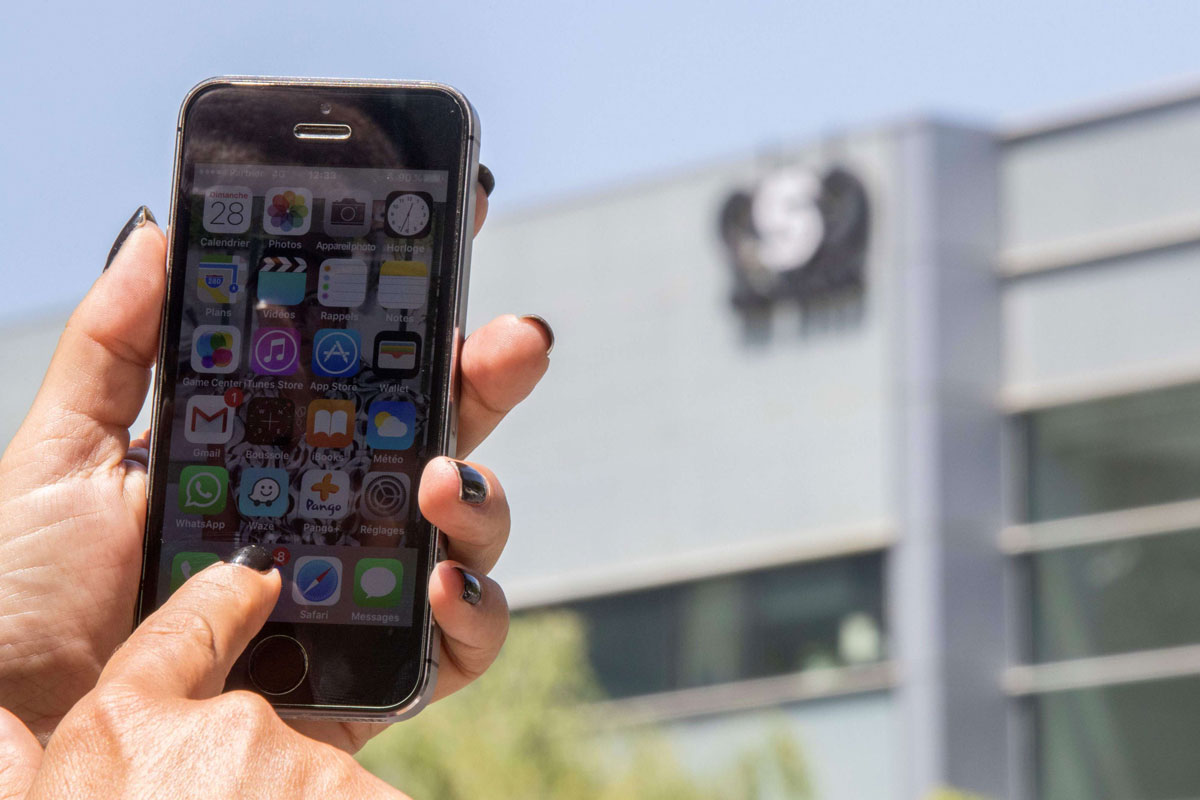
[250,327,300,375]
[312,329,361,378]
[299,470,351,520]
[196,254,248,303]
[178,466,228,515]
[183,394,235,444]
[367,401,416,450]
[257,257,307,305]
[306,399,355,448]
[191,326,240,374]
[262,187,312,235]
[292,556,342,606]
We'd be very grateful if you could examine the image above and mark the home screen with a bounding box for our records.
[155,162,450,627]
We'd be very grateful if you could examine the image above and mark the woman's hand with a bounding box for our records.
[0,553,415,799]
[0,182,552,746]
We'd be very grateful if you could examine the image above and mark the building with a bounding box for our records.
[7,83,1200,798]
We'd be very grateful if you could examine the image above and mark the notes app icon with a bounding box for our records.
[377,261,429,309]
[250,327,300,376]
[306,399,355,448]
[318,259,367,308]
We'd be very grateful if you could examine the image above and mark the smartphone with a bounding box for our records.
[136,77,480,720]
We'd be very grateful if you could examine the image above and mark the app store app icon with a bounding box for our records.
[312,329,361,378]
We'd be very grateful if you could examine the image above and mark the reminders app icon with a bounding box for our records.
[318,259,367,307]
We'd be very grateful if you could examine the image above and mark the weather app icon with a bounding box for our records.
[366,401,416,450]
[237,467,289,517]
[292,556,342,606]
[312,328,361,378]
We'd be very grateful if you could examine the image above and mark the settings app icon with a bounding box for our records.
[361,471,411,522]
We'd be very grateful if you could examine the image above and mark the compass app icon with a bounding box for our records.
[291,556,342,606]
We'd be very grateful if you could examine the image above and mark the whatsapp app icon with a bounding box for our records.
[179,465,228,514]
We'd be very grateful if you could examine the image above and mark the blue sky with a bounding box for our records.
[3,0,1200,318]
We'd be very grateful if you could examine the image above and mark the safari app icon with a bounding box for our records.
[238,467,289,517]
[353,558,404,608]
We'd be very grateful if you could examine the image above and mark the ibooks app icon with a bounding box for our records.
[306,399,355,448]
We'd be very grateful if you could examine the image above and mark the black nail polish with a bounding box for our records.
[452,460,488,505]
[104,206,156,271]
[228,544,276,573]
[456,567,482,605]
[477,163,495,197]
[519,314,555,356]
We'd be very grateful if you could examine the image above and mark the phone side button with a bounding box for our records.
[248,635,309,696]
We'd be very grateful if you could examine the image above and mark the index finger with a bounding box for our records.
[100,546,280,700]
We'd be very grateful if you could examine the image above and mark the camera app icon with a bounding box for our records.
[323,190,372,237]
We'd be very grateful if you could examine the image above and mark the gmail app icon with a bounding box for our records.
[184,395,235,444]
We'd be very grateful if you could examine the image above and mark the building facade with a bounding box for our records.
[5,85,1200,798]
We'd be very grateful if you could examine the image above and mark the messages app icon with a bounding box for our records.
[178,466,228,514]
[353,558,404,607]
[170,551,220,592]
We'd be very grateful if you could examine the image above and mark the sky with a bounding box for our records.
[3,0,1200,319]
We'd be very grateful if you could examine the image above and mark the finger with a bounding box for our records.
[429,562,508,701]
[419,458,509,573]
[100,545,280,699]
[456,314,552,457]
[472,182,489,236]
[5,213,166,477]
[0,708,41,800]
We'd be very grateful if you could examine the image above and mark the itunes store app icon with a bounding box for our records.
[250,327,300,375]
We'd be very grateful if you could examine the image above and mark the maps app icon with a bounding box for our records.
[196,254,247,304]
[257,257,307,306]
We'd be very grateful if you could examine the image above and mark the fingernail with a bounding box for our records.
[478,164,495,197]
[104,205,156,271]
[452,460,488,505]
[519,314,555,356]
[456,567,482,605]
[227,544,275,573]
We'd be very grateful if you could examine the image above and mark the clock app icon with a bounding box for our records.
[384,191,433,239]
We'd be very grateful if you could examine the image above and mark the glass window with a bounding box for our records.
[1036,676,1200,800]
[1030,529,1200,663]
[552,553,886,700]
[1025,382,1200,522]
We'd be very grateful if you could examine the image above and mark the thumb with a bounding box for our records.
[100,545,281,700]
[0,707,42,800]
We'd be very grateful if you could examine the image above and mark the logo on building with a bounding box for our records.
[718,165,870,311]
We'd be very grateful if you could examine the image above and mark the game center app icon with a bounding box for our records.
[191,326,240,374]
[178,465,228,515]
[262,187,312,235]
[238,467,289,517]
[250,327,300,375]
[291,556,342,606]
[367,401,416,450]
[245,397,295,446]
[183,394,235,444]
[196,254,248,303]
[306,398,355,448]
[312,329,361,378]
[299,470,351,520]
[353,558,404,608]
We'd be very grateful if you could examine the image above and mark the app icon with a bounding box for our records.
[353,558,404,607]
[191,326,241,374]
[262,187,312,235]
[178,465,228,514]
[317,259,367,307]
[183,394,235,444]
[291,556,342,605]
[250,327,300,375]
[257,257,307,305]
[305,399,355,448]
[323,190,373,237]
[196,254,248,303]
[170,551,220,592]
[299,470,351,520]
[377,261,429,309]
[366,401,416,450]
[238,467,289,517]
[312,329,361,378]
[373,331,421,379]
[202,186,252,234]
[384,191,432,238]
[245,397,295,446]
[361,471,410,521]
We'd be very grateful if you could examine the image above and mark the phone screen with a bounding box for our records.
[139,82,474,710]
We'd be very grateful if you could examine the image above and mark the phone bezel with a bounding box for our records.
[136,77,479,719]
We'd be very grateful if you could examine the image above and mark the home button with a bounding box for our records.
[248,635,309,696]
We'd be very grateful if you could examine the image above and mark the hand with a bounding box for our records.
[0,554,414,798]
[0,181,552,747]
